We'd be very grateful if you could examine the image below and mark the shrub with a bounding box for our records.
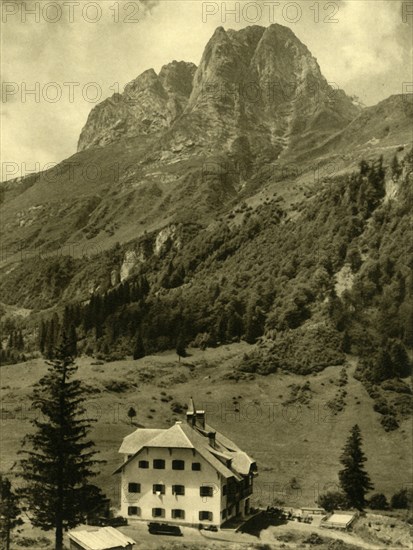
[171,402,186,414]
[381,378,412,394]
[238,352,278,376]
[103,380,130,393]
[369,493,388,509]
[373,397,393,416]
[391,488,413,509]
[393,394,413,415]
[304,533,324,545]
[380,415,399,431]
[318,491,349,512]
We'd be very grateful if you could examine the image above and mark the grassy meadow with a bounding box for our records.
[1,343,412,511]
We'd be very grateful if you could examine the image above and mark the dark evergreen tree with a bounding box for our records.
[39,320,47,354]
[7,332,14,350]
[92,294,103,341]
[127,407,137,425]
[216,312,227,344]
[45,319,54,359]
[68,324,78,357]
[339,424,373,509]
[373,348,394,382]
[388,340,411,377]
[18,337,105,550]
[391,488,412,509]
[244,299,265,344]
[226,307,243,341]
[62,306,72,333]
[402,302,413,348]
[133,331,145,360]
[176,332,187,362]
[140,275,150,297]
[368,493,388,510]
[341,331,351,353]
[0,476,22,550]
[16,330,24,351]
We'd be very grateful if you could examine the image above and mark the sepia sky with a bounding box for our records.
[1,0,412,178]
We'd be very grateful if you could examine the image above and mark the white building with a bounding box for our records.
[114,399,257,527]
[68,527,135,550]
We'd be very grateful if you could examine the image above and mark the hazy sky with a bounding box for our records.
[1,0,412,178]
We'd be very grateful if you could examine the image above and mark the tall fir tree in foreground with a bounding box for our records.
[339,424,373,510]
[0,475,22,550]
[19,336,105,550]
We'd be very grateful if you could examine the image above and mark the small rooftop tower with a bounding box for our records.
[186,397,205,429]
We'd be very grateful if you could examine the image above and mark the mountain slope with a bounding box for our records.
[2,24,410,265]
[1,25,412,381]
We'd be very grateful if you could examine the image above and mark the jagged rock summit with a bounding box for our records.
[78,24,360,158]
[77,61,197,151]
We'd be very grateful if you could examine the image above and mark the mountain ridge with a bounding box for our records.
[77,23,360,159]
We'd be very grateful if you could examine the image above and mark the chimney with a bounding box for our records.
[186,397,206,429]
[196,410,205,429]
[208,431,216,448]
[186,397,196,427]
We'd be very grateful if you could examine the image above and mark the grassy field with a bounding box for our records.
[1,343,412,512]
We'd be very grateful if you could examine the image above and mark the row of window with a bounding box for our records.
[128,507,213,521]
[128,483,214,497]
[133,459,201,471]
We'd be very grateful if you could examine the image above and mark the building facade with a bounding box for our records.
[114,400,257,527]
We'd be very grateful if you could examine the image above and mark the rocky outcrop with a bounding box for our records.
[77,25,359,158]
[119,240,153,282]
[116,225,183,282]
[77,61,197,151]
[180,24,360,158]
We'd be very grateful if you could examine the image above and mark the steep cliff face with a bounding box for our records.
[77,61,197,151]
[116,225,183,282]
[180,24,360,158]
[77,24,359,158]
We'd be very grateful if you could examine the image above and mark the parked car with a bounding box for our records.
[96,516,128,527]
[148,522,183,536]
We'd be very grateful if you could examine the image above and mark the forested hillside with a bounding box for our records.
[2,151,412,432]
[1,24,412,435]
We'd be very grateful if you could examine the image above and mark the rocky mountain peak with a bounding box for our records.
[77,24,360,159]
[77,61,196,152]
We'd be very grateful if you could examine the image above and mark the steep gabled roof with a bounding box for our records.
[114,420,255,480]
[145,423,194,448]
[119,429,164,454]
